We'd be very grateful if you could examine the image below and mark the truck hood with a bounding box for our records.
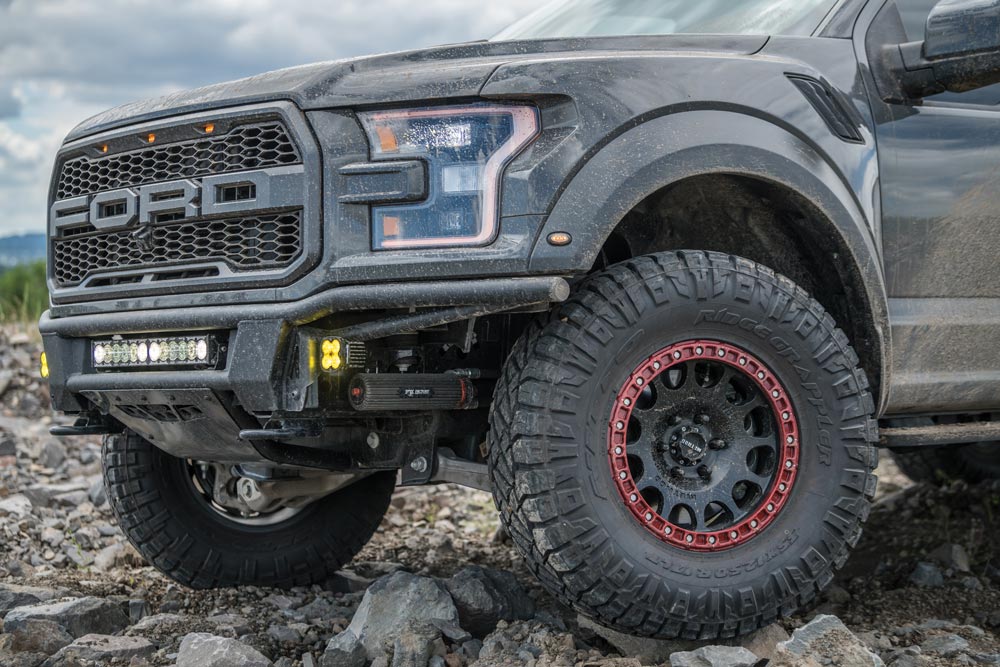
[66,34,768,142]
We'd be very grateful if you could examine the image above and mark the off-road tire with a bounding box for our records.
[488,251,878,639]
[103,430,395,589]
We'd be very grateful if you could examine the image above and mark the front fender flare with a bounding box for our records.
[529,110,890,413]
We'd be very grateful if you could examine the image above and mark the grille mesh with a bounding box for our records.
[56,122,301,200]
[52,212,302,288]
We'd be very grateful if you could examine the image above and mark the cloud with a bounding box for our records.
[0,0,538,236]
[0,87,21,118]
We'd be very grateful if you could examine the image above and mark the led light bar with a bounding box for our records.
[91,335,219,370]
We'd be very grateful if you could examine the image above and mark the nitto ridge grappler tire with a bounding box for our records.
[488,251,879,639]
[103,431,396,589]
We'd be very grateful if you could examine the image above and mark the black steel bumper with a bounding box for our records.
[40,276,570,416]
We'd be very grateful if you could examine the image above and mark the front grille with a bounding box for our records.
[52,211,302,288]
[49,112,312,295]
[56,122,300,199]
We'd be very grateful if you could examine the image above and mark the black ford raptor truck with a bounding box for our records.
[39,0,1000,639]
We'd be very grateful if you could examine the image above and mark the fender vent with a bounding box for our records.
[787,74,864,144]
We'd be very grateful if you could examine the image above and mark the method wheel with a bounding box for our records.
[488,251,878,639]
[103,430,396,589]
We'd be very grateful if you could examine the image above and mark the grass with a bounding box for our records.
[0,260,48,324]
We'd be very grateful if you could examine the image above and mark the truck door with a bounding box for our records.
[864,0,1000,413]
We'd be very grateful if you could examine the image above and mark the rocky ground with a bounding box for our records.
[0,326,998,667]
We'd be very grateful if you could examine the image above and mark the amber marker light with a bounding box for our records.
[146,133,156,143]
[547,232,572,246]
[203,123,215,134]
[99,144,109,153]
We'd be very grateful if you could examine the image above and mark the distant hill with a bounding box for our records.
[0,234,46,268]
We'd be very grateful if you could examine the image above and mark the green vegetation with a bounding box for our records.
[0,261,48,323]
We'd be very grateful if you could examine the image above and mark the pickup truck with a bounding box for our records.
[39,0,1000,640]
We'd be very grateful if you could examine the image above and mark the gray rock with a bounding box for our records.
[42,634,155,666]
[442,566,535,637]
[920,634,970,657]
[51,490,89,508]
[4,597,129,638]
[739,623,790,661]
[327,570,374,594]
[909,562,945,588]
[670,645,760,667]
[62,543,93,568]
[128,599,149,623]
[460,639,483,660]
[207,613,252,636]
[37,440,66,469]
[175,633,272,667]
[267,624,302,643]
[6,618,74,655]
[391,620,443,667]
[264,594,299,610]
[86,479,106,507]
[885,647,929,667]
[0,494,33,518]
[322,571,459,661]
[0,583,68,615]
[127,613,187,635]
[777,615,884,667]
[318,639,365,667]
[22,483,88,509]
[0,648,49,667]
[41,528,63,548]
[578,615,699,664]
[929,543,971,573]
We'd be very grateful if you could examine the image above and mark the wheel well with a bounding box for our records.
[593,173,882,399]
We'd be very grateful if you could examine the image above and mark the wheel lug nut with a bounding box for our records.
[670,467,684,479]
[669,416,682,426]
[709,439,727,450]
[696,414,710,424]
[697,465,711,479]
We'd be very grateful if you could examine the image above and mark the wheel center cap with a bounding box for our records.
[677,431,707,461]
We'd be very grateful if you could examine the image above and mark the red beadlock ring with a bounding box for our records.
[607,340,800,552]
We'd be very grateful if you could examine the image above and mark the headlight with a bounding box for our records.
[358,103,540,250]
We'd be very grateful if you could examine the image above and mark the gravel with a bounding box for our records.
[1,327,999,666]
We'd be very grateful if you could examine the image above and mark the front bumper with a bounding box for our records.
[40,275,570,416]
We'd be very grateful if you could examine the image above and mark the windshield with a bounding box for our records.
[493,0,841,40]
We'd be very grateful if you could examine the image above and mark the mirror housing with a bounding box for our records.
[896,0,1000,98]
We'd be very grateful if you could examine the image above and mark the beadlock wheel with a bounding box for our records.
[103,430,396,589]
[609,340,799,551]
[488,251,879,639]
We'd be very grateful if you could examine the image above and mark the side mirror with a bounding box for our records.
[897,0,1000,98]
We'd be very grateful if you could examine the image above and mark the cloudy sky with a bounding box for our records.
[0,0,538,238]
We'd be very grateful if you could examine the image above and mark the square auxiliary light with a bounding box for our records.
[91,334,219,370]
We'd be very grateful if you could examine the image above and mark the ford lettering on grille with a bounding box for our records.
[49,167,305,234]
